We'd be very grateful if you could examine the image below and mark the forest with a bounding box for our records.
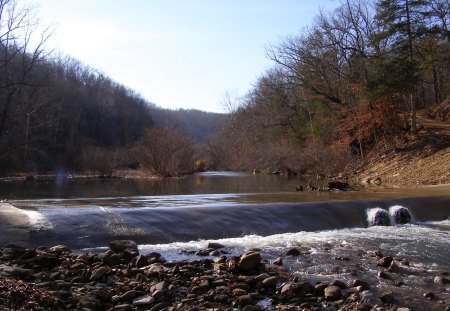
[0,0,449,178]
[206,0,450,177]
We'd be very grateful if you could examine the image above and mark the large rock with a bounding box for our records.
[238,252,262,270]
[324,285,342,301]
[109,240,138,253]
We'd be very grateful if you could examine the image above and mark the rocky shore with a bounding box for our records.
[1,240,449,311]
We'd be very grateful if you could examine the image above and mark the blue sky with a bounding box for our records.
[27,0,340,113]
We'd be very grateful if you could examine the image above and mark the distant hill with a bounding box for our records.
[151,108,226,143]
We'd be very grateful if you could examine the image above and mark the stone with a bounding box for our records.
[35,254,61,268]
[49,245,71,254]
[109,240,138,253]
[5,266,34,279]
[380,292,396,303]
[423,292,435,299]
[285,248,301,256]
[94,289,112,302]
[350,279,370,291]
[434,276,450,284]
[324,286,342,301]
[233,288,247,296]
[121,290,144,301]
[135,255,148,268]
[238,294,253,308]
[378,271,391,279]
[208,242,225,249]
[330,280,347,289]
[132,295,155,306]
[243,306,261,311]
[89,266,109,281]
[238,252,262,270]
[261,276,278,287]
[273,257,283,266]
[377,256,393,267]
[103,252,122,266]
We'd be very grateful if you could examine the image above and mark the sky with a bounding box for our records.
[25,0,340,113]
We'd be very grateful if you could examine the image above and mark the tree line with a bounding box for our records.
[205,0,450,176]
[0,0,225,177]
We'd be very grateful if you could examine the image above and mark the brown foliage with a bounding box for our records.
[338,95,405,152]
[138,127,194,177]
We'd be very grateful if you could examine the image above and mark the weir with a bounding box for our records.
[2,195,449,249]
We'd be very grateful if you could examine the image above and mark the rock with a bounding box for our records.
[209,250,221,256]
[324,286,342,301]
[238,294,253,308]
[378,271,391,279]
[391,206,412,224]
[243,305,261,311]
[350,279,370,291]
[434,276,450,284]
[233,288,247,296]
[94,289,112,302]
[315,283,328,296]
[285,248,301,256]
[330,280,347,289]
[372,177,382,185]
[49,245,71,254]
[103,252,122,266]
[133,295,155,306]
[121,290,144,301]
[135,255,148,268]
[371,209,391,226]
[114,304,133,310]
[327,180,350,191]
[423,292,435,299]
[5,266,34,279]
[261,276,278,287]
[388,261,400,273]
[34,254,61,268]
[109,240,138,253]
[89,266,109,281]
[149,302,169,311]
[207,242,225,249]
[380,292,396,303]
[238,252,262,270]
[273,257,283,266]
[378,256,393,267]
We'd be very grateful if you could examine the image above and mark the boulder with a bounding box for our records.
[377,256,393,267]
[109,240,138,253]
[238,252,262,270]
[324,286,342,301]
[207,242,225,249]
[89,266,109,281]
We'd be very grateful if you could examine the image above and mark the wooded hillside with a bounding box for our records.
[206,0,450,177]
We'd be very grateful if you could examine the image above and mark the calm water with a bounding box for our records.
[2,172,450,309]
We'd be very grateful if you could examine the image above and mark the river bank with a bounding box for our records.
[1,239,449,311]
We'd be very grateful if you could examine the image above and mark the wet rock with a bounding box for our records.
[380,291,396,303]
[391,206,412,224]
[324,286,342,301]
[350,279,370,291]
[285,248,301,256]
[378,271,391,279]
[238,252,262,270]
[114,304,133,310]
[327,180,351,191]
[208,242,225,249]
[94,288,112,302]
[388,261,400,273]
[233,288,247,296]
[377,256,393,267]
[149,302,169,311]
[109,240,138,253]
[209,250,221,256]
[273,257,283,266]
[103,251,122,266]
[315,283,328,296]
[434,276,450,284]
[423,292,435,299]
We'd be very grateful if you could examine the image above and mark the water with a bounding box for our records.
[1,171,449,309]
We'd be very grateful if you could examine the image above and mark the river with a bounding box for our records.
[0,171,449,309]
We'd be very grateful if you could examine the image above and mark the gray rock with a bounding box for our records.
[121,290,144,301]
[350,279,370,291]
